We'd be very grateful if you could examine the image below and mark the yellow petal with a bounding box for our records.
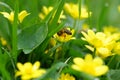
[39,13,45,19]
[9,12,14,22]
[85,45,94,52]
[15,71,22,77]
[0,12,10,19]
[88,30,96,39]
[97,47,111,58]
[33,61,40,71]
[0,37,7,46]
[43,6,48,15]
[85,54,93,61]
[81,31,90,41]
[32,69,46,78]
[73,57,84,66]
[72,54,109,77]
[72,65,81,71]
[96,32,106,40]
[81,7,89,19]
[21,74,32,80]
[118,6,120,12]
[94,66,109,76]
[18,10,30,23]
[24,62,33,69]
[93,57,103,66]
[0,12,14,22]
[43,6,53,15]
[17,63,24,71]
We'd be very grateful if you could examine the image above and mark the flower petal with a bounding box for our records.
[94,66,109,76]
[73,57,84,66]
[17,63,24,71]
[85,54,93,62]
[33,61,40,71]
[18,10,30,23]
[0,12,10,19]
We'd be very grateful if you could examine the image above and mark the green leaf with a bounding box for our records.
[48,0,65,35]
[0,48,11,80]
[0,1,13,11]
[35,22,65,54]
[34,62,67,80]
[26,0,66,54]
[48,21,65,38]
[18,23,48,54]
[107,70,120,80]
[0,15,10,41]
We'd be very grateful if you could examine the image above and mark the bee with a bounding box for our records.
[57,28,72,36]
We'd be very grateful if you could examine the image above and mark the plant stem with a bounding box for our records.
[78,0,81,19]
[0,1,13,11]
[2,47,16,71]
[86,0,92,29]
[73,19,77,29]
[12,0,19,63]
[107,55,115,66]
[58,57,71,74]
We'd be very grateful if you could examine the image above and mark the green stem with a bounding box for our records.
[0,68,11,80]
[12,0,19,63]
[73,19,77,29]
[86,0,92,29]
[61,43,66,59]
[0,1,13,11]
[58,57,71,74]
[2,47,16,71]
[107,55,115,66]
[73,0,81,30]
[78,0,81,19]
[93,48,96,57]
[97,1,108,31]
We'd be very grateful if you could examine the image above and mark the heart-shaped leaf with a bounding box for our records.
[18,23,48,54]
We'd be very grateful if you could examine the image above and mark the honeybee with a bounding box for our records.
[57,28,72,36]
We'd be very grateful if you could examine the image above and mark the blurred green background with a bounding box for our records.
[0,0,120,80]
[0,0,120,33]
[0,0,120,43]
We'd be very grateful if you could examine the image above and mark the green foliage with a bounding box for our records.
[48,0,65,34]
[63,67,95,80]
[0,0,120,80]
[107,70,120,80]
[35,62,66,80]
[0,48,11,80]
[18,23,48,54]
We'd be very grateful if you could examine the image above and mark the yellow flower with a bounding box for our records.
[18,10,30,23]
[81,29,117,58]
[39,6,53,20]
[0,10,30,23]
[39,6,66,23]
[0,11,14,22]
[15,61,46,80]
[81,24,90,31]
[54,28,75,42]
[113,42,120,55]
[96,47,111,58]
[0,37,7,46]
[103,26,120,41]
[64,3,90,19]
[58,11,66,23]
[72,54,109,77]
[103,26,119,35]
[58,73,75,80]
[50,37,57,47]
[81,30,104,48]
[118,5,120,12]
